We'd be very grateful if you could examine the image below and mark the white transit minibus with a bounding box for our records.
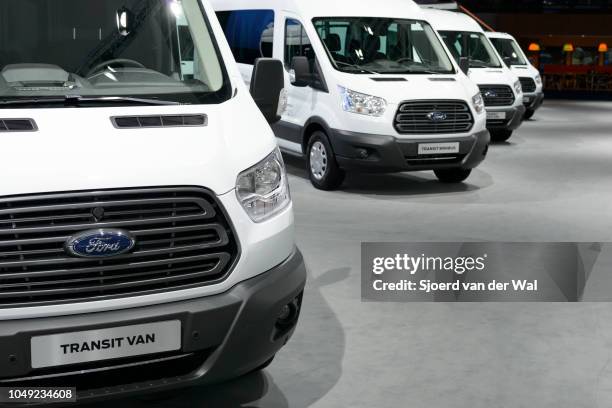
[0,0,305,401]
[212,0,490,190]
[422,8,526,142]
[486,31,545,120]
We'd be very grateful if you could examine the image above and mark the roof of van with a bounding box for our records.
[485,32,516,40]
[419,8,483,32]
[210,0,424,20]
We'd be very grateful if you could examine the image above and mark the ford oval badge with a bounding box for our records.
[427,111,447,122]
[65,229,136,258]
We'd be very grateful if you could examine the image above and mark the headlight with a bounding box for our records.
[513,80,523,95]
[338,86,387,117]
[236,148,291,223]
[472,92,485,115]
[535,74,542,85]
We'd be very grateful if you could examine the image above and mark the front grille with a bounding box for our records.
[519,77,537,93]
[0,187,238,307]
[478,85,515,107]
[394,100,474,134]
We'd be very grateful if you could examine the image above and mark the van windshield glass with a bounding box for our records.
[312,17,455,75]
[489,38,528,66]
[439,31,502,68]
[0,0,230,107]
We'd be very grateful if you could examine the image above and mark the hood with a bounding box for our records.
[333,72,479,105]
[0,93,276,198]
[467,67,519,87]
[509,64,540,78]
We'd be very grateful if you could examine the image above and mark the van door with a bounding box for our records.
[280,15,320,150]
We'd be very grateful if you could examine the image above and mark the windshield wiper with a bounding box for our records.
[469,59,497,68]
[334,61,380,75]
[0,95,181,107]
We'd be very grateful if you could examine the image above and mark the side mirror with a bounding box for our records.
[291,56,311,87]
[503,56,512,67]
[459,57,470,75]
[250,58,285,124]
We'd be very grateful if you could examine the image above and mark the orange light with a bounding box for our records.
[528,43,541,52]
[563,43,574,52]
[599,43,609,53]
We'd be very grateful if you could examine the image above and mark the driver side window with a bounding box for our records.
[284,19,315,71]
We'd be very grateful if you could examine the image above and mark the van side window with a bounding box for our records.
[216,10,274,65]
[284,19,315,70]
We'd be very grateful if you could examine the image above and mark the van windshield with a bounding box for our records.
[439,31,503,69]
[489,38,528,66]
[0,0,230,107]
[312,18,455,75]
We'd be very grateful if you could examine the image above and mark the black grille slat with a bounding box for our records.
[394,100,474,135]
[478,85,515,107]
[519,77,537,93]
[0,187,238,307]
[0,253,225,280]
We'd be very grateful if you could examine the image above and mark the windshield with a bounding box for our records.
[0,0,230,107]
[489,37,528,66]
[439,31,502,68]
[312,18,455,75]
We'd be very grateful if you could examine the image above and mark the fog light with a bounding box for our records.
[356,148,369,159]
[275,297,300,328]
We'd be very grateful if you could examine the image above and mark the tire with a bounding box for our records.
[490,129,513,142]
[307,131,345,190]
[523,109,535,120]
[434,168,472,184]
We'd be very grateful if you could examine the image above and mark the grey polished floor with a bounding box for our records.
[99,100,612,408]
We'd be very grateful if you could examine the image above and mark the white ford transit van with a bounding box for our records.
[486,31,545,120]
[422,9,526,142]
[212,0,490,190]
[0,0,305,401]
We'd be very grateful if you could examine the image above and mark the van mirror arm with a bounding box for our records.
[459,57,470,75]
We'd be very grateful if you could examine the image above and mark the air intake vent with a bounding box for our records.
[519,77,537,93]
[394,100,474,135]
[370,77,407,82]
[429,78,456,82]
[0,119,37,132]
[478,85,515,107]
[111,115,207,129]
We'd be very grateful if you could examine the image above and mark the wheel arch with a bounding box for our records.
[301,116,334,155]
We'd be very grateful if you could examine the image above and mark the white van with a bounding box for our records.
[422,9,526,142]
[486,32,544,120]
[212,0,490,190]
[0,0,305,401]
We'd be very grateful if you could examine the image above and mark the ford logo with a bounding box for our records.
[427,111,447,122]
[484,90,497,98]
[65,229,136,258]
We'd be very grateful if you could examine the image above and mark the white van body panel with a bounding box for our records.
[485,31,544,95]
[212,0,490,172]
[0,0,297,320]
[421,8,523,102]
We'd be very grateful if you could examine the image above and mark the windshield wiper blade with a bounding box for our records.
[334,61,380,75]
[0,95,181,107]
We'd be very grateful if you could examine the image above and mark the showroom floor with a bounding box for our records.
[99,100,612,408]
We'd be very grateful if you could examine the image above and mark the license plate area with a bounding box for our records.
[418,142,460,156]
[486,111,506,120]
[523,96,531,103]
[30,321,182,369]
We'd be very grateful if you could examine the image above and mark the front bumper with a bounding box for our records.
[0,250,306,403]
[523,91,545,111]
[485,105,526,131]
[330,129,490,173]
